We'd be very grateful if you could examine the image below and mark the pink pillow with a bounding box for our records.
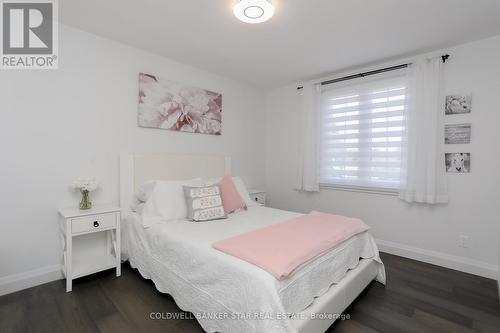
[219,175,247,214]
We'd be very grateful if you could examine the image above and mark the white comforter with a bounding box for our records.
[122,206,385,333]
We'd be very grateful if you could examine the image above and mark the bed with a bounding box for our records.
[120,154,385,333]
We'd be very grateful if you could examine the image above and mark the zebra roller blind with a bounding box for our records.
[319,71,407,190]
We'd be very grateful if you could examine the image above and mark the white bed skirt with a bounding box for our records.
[125,237,382,333]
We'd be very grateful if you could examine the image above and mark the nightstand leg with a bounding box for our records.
[66,226,72,292]
[66,277,72,292]
[115,227,121,277]
[106,230,111,255]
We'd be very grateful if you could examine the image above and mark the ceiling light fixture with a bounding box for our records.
[234,0,274,24]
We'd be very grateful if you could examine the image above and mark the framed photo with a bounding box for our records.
[445,123,471,144]
[445,94,471,115]
[445,153,470,173]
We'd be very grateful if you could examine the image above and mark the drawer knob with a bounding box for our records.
[93,221,99,228]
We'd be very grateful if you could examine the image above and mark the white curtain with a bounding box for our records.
[399,57,449,203]
[294,83,321,192]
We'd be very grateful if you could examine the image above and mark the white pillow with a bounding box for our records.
[141,178,203,228]
[233,177,260,207]
[204,176,259,208]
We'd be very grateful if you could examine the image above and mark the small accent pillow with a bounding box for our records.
[219,175,247,214]
[204,176,259,207]
[183,185,227,222]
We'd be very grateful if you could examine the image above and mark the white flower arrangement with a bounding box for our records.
[72,178,99,192]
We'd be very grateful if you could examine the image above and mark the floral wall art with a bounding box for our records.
[138,73,222,135]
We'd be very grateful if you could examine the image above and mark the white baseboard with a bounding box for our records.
[376,238,498,280]
[1,245,498,297]
[0,265,62,296]
[497,267,500,302]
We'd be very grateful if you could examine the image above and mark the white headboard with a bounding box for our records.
[120,154,231,212]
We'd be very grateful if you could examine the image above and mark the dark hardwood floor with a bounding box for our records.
[1,253,499,333]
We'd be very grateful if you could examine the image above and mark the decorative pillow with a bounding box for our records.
[183,185,226,222]
[204,176,259,207]
[219,175,247,214]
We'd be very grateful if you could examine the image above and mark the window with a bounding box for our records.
[319,72,406,191]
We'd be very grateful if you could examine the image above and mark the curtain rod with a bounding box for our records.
[297,54,450,90]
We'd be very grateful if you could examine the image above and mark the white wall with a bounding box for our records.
[265,35,500,279]
[0,25,266,294]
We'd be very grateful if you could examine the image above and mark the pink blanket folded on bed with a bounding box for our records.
[212,211,369,280]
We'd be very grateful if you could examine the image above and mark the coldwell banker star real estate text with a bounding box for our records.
[1,0,58,69]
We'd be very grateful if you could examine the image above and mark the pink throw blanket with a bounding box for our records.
[212,211,369,280]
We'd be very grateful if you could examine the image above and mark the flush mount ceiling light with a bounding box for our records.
[234,0,274,24]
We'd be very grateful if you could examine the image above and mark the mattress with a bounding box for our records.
[122,206,385,333]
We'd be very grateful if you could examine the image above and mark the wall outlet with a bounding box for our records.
[459,235,470,248]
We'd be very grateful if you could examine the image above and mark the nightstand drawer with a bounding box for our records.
[250,192,266,205]
[71,213,116,234]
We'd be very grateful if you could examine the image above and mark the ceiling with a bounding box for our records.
[60,0,500,88]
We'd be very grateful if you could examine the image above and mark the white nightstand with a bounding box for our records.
[248,189,266,206]
[58,205,121,292]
